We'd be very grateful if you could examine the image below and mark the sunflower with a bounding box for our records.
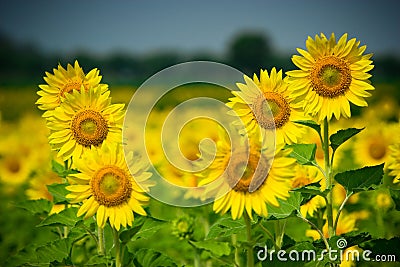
[45,86,125,161]
[66,143,153,230]
[286,33,374,122]
[352,122,395,167]
[198,129,296,220]
[227,68,308,146]
[387,142,400,184]
[291,165,325,217]
[36,60,108,111]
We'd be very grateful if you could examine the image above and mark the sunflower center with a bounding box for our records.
[253,92,291,129]
[90,165,132,207]
[6,157,21,173]
[226,150,270,192]
[71,110,109,147]
[60,78,83,97]
[369,142,386,160]
[310,56,352,98]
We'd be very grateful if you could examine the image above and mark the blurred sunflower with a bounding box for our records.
[286,33,374,122]
[46,87,125,161]
[66,143,153,230]
[387,142,400,184]
[198,130,296,220]
[352,123,395,166]
[227,68,308,146]
[291,165,325,217]
[36,60,108,111]
[306,210,356,239]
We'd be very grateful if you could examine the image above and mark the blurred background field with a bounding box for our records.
[1,1,400,265]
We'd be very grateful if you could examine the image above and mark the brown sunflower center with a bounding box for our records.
[369,142,386,160]
[226,150,270,192]
[253,92,291,129]
[60,78,84,98]
[5,156,21,173]
[310,56,352,98]
[71,109,109,147]
[90,165,132,207]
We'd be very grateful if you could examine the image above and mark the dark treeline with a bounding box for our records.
[1,32,399,88]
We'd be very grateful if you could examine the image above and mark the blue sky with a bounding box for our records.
[0,0,399,57]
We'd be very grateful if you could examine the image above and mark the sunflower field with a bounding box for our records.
[1,33,400,267]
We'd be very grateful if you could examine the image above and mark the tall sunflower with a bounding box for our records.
[286,33,374,122]
[227,68,308,146]
[198,130,296,220]
[36,60,108,111]
[66,143,153,230]
[45,86,125,161]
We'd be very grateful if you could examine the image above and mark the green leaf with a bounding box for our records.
[267,192,302,220]
[16,199,52,215]
[37,207,81,227]
[330,128,364,152]
[86,255,110,266]
[389,188,400,211]
[292,182,326,205]
[294,120,321,135]
[335,164,384,193]
[130,216,166,241]
[47,183,70,204]
[190,240,231,257]
[285,144,317,165]
[132,248,177,267]
[206,216,246,239]
[36,238,70,263]
[51,159,79,178]
[119,216,146,243]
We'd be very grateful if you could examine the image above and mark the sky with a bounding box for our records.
[0,0,399,57]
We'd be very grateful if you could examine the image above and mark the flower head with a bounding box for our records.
[227,68,308,146]
[45,87,125,161]
[286,33,374,122]
[36,60,108,111]
[66,143,153,230]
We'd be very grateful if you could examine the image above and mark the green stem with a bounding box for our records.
[113,228,122,267]
[243,213,254,267]
[194,248,201,267]
[334,193,352,233]
[231,234,241,267]
[274,220,286,250]
[323,119,334,238]
[298,214,330,252]
[258,224,279,251]
[98,226,106,256]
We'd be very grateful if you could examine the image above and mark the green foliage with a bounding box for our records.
[286,144,317,165]
[47,183,70,204]
[206,215,246,239]
[330,128,364,152]
[267,192,302,220]
[335,164,385,193]
[359,237,400,259]
[190,240,231,257]
[131,248,178,267]
[16,199,53,215]
[389,188,400,211]
[37,207,81,227]
[51,159,79,178]
[294,120,321,136]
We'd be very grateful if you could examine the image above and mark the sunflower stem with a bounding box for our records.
[334,192,352,234]
[298,213,330,252]
[231,234,241,267]
[97,226,106,256]
[112,228,122,267]
[243,212,254,267]
[323,119,335,238]
[274,219,286,250]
